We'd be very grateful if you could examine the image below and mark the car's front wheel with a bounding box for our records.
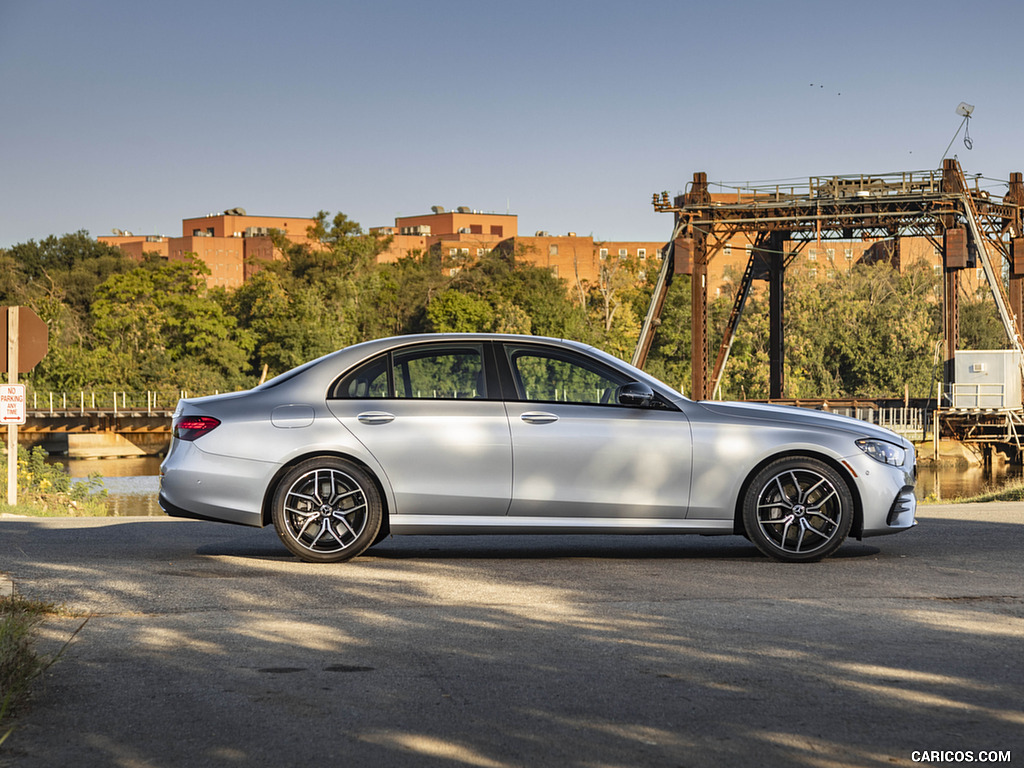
[742,457,853,563]
[271,457,382,563]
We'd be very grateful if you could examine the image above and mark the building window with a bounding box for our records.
[477,248,484,256]
[724,244,732,256]
[844,248,853,260]
[600,248,608,260]
[550,265,558,277]
[549,244,558,256]
[827,248,835,259]
[808,249,817,261]
[745,244,752,256]
[460,248,469,256]
[656,250,663,260]
[490,226,503,236]
[449,248,457,256]
[638,248,646,260]
[618,248,627,258]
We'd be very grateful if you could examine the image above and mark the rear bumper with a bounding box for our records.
[158,493,258,527]
[159,441,273,528]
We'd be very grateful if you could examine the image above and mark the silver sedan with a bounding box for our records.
[159,334,916,563]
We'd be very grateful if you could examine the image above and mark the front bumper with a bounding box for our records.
[845,446,916,538]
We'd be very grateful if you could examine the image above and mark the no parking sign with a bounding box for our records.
[1,384,26,425]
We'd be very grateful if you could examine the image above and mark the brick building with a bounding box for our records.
[97,232,170,260]
[370,207,517,265]
[100,206,978,295]
[99,210,319,289]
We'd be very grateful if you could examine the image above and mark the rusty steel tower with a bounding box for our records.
[634,159,1024,402]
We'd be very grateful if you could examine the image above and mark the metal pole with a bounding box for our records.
[7,306,19,506]
[769,236,786,399]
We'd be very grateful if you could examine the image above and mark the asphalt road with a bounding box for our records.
[1,504,1022,768]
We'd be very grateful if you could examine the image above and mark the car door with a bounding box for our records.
[501,342,692,519]
[327,342,512,517]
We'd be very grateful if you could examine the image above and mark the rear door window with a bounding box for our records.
[331,344,487,400]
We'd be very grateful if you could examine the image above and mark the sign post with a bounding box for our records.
[2,306,49,506]
[6,307,18,505]
[2,383,25,506]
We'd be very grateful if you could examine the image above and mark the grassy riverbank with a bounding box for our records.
[0,446,108,518]
[950,480,1024,504]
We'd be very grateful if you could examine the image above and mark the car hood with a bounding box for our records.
[694,400,911,447]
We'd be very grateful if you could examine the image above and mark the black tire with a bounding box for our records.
[271,457,382,563]
[369,518,391,547]
[741,456,853,563]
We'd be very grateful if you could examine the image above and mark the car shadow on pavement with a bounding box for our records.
[192,532,882,562]
[180,523,886,562]
[362,536,883,561]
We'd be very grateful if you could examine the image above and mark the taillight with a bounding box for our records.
[173,415,221,441]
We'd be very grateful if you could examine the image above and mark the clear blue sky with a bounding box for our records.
[2,0,1022,248]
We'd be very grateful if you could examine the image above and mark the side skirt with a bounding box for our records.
[389,515,734,536]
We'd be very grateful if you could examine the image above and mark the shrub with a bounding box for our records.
[0,446,108,516]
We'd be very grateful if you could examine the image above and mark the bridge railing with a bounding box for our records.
[24,390,234,415]
[757,398,936,442]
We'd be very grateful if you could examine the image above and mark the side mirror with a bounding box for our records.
[617,382,654,407]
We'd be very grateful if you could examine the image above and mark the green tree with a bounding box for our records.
[230,269,348,378]
[2,233,136,392]
[426,290,495,332]
[959,289,1008,349]
[418,247,583,339]
[353,249,457,338]
[90,257,254,391]
[642,275,692,396]
[3,232,132,315]
[809,260,938,397]
[232,212,392,378]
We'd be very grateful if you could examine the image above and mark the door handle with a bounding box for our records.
[357,411,395,425]
[521,411,559,425]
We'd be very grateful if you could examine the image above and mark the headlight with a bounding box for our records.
[856,438,906,467]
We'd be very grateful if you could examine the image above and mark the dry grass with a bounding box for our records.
[0,593,87,746]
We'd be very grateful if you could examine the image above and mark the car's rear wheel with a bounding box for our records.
[742,457,853,563]
[271,457,382,563]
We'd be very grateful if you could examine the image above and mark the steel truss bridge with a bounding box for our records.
[633,159,1024,457]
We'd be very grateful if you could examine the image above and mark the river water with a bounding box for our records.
[65,457,164,517]
[60,454,1023,517]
